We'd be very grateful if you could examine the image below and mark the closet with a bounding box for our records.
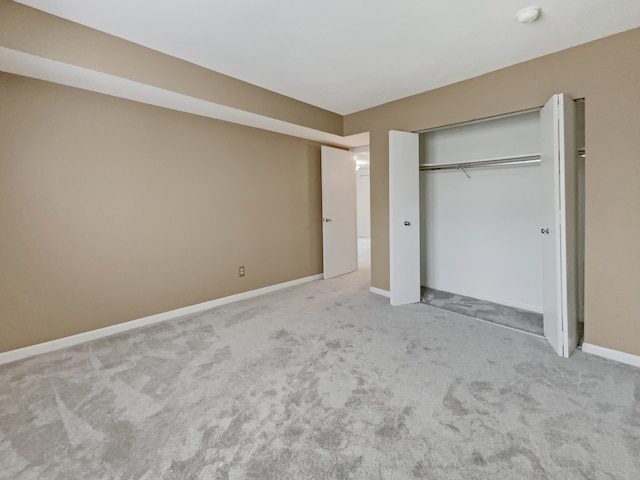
[420,110,542,313]
[389,94,585,358]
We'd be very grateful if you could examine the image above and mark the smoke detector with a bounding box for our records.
[517,6,541,23]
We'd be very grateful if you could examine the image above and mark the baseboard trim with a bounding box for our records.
[0,273,323,366]
[370,287,390,297]
[581,343,640,368]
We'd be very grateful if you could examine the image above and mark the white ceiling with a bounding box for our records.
[15,0,640,115]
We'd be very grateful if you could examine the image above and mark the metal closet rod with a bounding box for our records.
[419,149,587,172]
[419,153,541,172]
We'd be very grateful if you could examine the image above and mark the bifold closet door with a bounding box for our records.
[321,146,357,279]
[389,130,420,305]
[540,94,578,358]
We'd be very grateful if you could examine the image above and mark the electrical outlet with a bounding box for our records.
[239,266,245,277]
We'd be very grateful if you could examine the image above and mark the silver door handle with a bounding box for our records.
[541,228,549,234]
[404,221,411,226]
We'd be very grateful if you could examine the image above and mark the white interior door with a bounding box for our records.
[540,94,578,357]
[389,131,420,305]
[321,146,357,279]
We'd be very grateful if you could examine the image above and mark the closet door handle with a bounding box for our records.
[541,228,549,234]
[404,221,411,226]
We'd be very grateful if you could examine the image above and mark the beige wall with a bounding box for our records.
[0,73,324,352]
[0,0,342,135]
[344,28,640,356]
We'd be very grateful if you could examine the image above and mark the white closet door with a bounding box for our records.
[389,130,420,305]
[540,94,578,357]
[321,146,357,279]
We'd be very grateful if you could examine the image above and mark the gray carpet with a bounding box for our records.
[1,241,639,479]
[421,287,544,336]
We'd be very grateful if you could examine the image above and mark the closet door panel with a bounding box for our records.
[559,95,578,355]
[389,130,420,306]
[540,93,577,358]
[540,96,562,355]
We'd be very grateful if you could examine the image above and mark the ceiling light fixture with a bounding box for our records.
[517,6,541,24]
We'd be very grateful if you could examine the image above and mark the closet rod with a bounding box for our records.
[419,153,540,171]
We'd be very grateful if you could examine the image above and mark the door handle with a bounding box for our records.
[322,217,332,222]
[541,228,549,234]
[404,221,411,226]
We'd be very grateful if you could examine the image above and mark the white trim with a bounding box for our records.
[581,343,640,368]
[0,274,323,366]
[0,47,369,149]
[370,287,390,297]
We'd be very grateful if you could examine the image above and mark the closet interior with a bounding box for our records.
[418,100,585,338]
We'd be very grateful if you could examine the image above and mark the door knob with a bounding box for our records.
[541,228,549,234]
[404,221,411,226]
[322,217,332,222]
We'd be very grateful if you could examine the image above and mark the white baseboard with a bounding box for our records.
[581,343,640,368]
[370,287,390,297]
[0,273,323,366]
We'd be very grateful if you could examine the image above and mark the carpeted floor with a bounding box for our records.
[1,240,639,479]
[421,287,544,336]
